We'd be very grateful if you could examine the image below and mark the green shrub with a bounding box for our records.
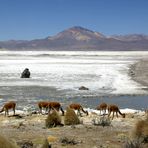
[64,107,80,125]
[92,116,111,127]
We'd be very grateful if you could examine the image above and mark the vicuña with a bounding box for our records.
[0,101,16,116]
[108,104,125,120]
[96,102,107,115]
[38,101,64,115]
[69,103,88,116]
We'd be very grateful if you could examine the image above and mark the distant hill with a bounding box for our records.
[0,26,148,51]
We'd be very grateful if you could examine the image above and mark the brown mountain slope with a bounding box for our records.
[0,26,148,51]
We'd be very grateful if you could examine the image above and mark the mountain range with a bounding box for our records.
[0,26,148,51]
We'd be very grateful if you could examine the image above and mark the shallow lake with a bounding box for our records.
[0,51,148,111]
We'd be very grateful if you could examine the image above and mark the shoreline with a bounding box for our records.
[129,59,148,89]
[1,94,148,113]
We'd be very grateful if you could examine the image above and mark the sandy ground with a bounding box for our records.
[0,59,148,148]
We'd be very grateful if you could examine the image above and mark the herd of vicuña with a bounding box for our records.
[0,101,128,120]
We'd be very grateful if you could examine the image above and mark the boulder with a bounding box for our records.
[21,68,30,78]
[79,86,89,90]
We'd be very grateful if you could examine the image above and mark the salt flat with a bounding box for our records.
[0,51,148,110]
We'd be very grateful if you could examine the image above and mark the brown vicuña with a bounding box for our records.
[96,102,107,114]
[69,103,88,116]
[38,101,64,115]
[38,101,49,114]
[0,101,16,116]
[108,104,125,120]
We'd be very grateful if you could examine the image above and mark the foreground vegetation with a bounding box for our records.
[0,110,147,148]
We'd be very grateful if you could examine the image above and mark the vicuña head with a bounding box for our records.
[0,101,16,116]
[38,101,64,116]
[108,104,125,120]
[69,103,88,116]
[96,102,107,115]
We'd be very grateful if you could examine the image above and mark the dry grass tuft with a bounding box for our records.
[123,118,148,147]
[133,118,148,143]
[41,139,51,148]
[0,135,19,148]
[45,110,63,128]
[64,107,80,125]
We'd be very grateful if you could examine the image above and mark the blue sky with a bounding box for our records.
[0,0,148,40]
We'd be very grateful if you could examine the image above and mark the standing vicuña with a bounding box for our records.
[38,101,49,114]
[96,102,107,115]
[0,101,16,116]
[108,104,125,120]
[38,101,64,116]
[69,103,88,116]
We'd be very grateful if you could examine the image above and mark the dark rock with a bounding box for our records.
[79,86,89,90]
[21,68,31,78]
[31,111,38,114]
[8,114,23,119]
[60,137,78,145]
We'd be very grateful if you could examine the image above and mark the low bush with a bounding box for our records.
[92,116,111,127]
[133,118,148,143]
[64,107,80,125]
[0,135,19,148]
[124,118,148,148]
[45,110,63,128]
